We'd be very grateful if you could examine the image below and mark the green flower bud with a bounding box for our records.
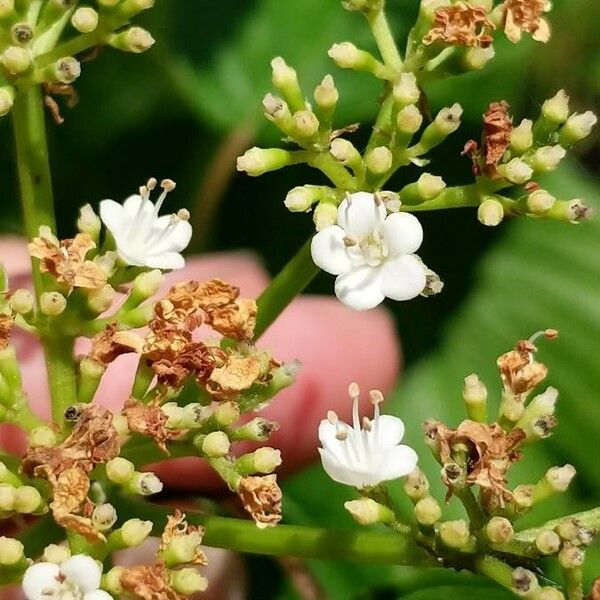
[496,158,533,184]
[285,185,324,212]
[404,468,430,503]
[511,567,540,597]
[110,27,155,53]
[365,146,393,175]
[237,147,297,177]
[129,472,163,495]
[97,0,120,6]
[533,465,576,504]
[393,72,420,107]
[527,189,555,214]
[416,104,462,153]
[77,204,101,239]
[171,568,209,595]
[0,86,14,116]
[71,7,99,32]
[330,138,363,172]
[313,202,338,231]
[9,288,34,314]
[120,518,153,547]
[510,119,533,155]
[291,110,319,139]
[414,496,441,526]
[0,484,16,511]
[515,387,557,441]
[119,303,154,328]
[477,197,504,227]
[542,90,570,125]
[119,0,154,18]
[535,530,561,555]
[43,543,71,564]
[556,518,580,542]
[88,284,117,314]
[396,105,423,135]
[202,431,230,458]
[11,23,33,45]
[231,417,277,442]
[530,145,566,173]
[512,484,534,511]
[314,74,338,110]
[106,457,135,485]
[344,497,394,525]
[237,447,282,474]
[0,46,30,74]
[486,517,514,545]
[328,42,390,78]
[103,566,125,595]
[29,426,57,448]
[271,57,305,112]
[439,520,470,550]
[92,503,118,531]
[537,588,565,600]
[558,546,585,570]
[559,111,597,146]
[463,373,487,422]
[14,485,43,514]
[40,292,67,316]
[416,173,446,201]
[463,46,495,71]
[162,530,204,567]
[0,537,24,566]
[214,401,240,427]
[133,269,164,299]
[49,57,81,84]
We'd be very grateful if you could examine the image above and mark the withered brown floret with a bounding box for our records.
[206,297,257,341]
[0,313,13,349]
[423,2,494,48]
[122,397,178,454]
[497,339,548,397]
[483,101,513,173]
[238,474,283,528]
[503,0,551,44]
[587,578,600,600]
[89,323,145,367]
[28,230,107,290]
[120,564,184,600]
[207,354,263,401]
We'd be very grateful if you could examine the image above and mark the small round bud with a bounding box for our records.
[202,431,230,458]
[416,173,445,201]
[527,189,555,214]
[14,485,42,513]
[330,138,361,165]
[253,447,282,473]
[171,568,209,595]
[77,203,101,238]
[560,111,598,145]
[104,567,125,595]
[11,23,33,45]
[0,86,14,116]
[214,401,240,427]
[464,46,495,71]
[404,468,429,502]
[414,497,441,526]
[237,147,293,177]
[39,292,67,316]
[558,546,585,569]
[0,484,16,511]
[79,357,105,380]
[393,72,420,107]
[535,530,561,555]
[511,567,540,597]
[121,518,153,547]
[537,588,565,600]
[328,42,360,68]
[486,517,514,545]
[513,484,534,510]
[271,57,298,91]
[542,90,570,125]
[88,284,117,314]
[133,269,163,299]
[497,158,533,184]
[92,503,118,531]
[120,0,154,16]
[42,544,71,564]
[0,46,30,74]
[9,288,34,314]
[0,537,23,566]
[132,472,163,495]
[313,202,338,231]
[463,373,487,404]
[439,520,470,549]
[29,426,57,448]
[51,56,81,84]
[106,457,135,484]
[291,110,319,138]
[111,27,155,53]
[531,145,566,172]
[365,146,392,175]
[285,186,318,212]
[477,197,504,227]
[163,531,204,566]
[396,105,423,134]
[545,464,576,493]
[314,74,338,109]
[434,103,463,135]
[71,7,98,32]
[556,518,580,542]
[344,498,393,525]
[510,119,533,154]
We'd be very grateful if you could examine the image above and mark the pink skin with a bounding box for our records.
[0,236,400,598]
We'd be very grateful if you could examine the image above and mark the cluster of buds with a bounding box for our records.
[322,332,600,599]
[0,0,155,119]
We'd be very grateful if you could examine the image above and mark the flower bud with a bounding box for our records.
[120,518,153,547]
[171,568,209,595]
[40,292,67,316]
[344,498,394,525]
[537,588,565,600]
[527,189,555,214]
[231,418,277,442]
[417,104,462,152]
[133,269,164,299]
[237,147,296,177]
[511,567,540,597]
[313,202,338,231]
[110,27,155,53]
[559,111,597,145]
[558,546,585,570]
[291,110,319,139]
[486,517,513,545]
[328,42,389,78]
[439,520,470,549]
[556,518,580,542]
[0,484,16,511]
[46,57,81,84]
[404,468,430,502]
[92,503,118,531]
[530,145,566,173]
[314,74,338,110]
[393,72,420,107]
[162,532,204,567]
[103,567,125,595]
[262,93,292,130]
[43,544,71,564]
[71,7,98,32]
[106,457,135,484]
[9,288,34,314]
[533,465,576,504]
[462,373,487,422]
[535,530,561,555]
[130,472,163,495]
[513,484,534,511]
[237,447,282,474]
[414,497,441,526]
[14,485,43,513]
[214,401,240,427]
[29,426,57,448]
[365,146,392,175]
[542,90,570,125]
[0,537,23,566]
[0,46,30,74]
[119,0,154,18]
[77,204,101,238]
[515,387,557,441]
[330,138,362,168]
[88,284,117,314]
[510,119,533,155]
[11,23,32,45]
[271,57,305,112]
[464,46,495,71]
[285,186,322,212]
[477,197,504,227]
[0,86,14,116]
[496,158,533,184]
[396,105,423,134]
[416,173,446,201]
[201,431,230,458]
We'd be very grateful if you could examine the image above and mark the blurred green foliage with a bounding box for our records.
[2,0,600,598]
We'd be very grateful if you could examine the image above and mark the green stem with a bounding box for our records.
[112,492,436,566]
[366,8,403,71]
[475,555,514,591]
[254,239,319,340]
[401,185,481,212]
[563,567,583,600]
[44,336,77,427]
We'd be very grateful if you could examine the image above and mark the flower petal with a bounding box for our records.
[334,266,384,311]
[122,194,154,219]
[99,200,125,237]
[149,218,193,253]
[319,448,368,487]
[337,192,386,237]
[372,414,405,447]
[381,255,426,301]
[22,563,61,600]
[61,555,102,593]
[375,444,418,482]
[143,252,186,270]
[381,212,423,256]
[84,591,114,600]
[311,226,352,275]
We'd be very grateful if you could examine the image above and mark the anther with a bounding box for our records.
[362,416,372,431]
[369,389,384,405]
[343,235,357,247]
[327,410,339,424]
[528,329,559,345]
[147,177,157,191]
[177,208,190,221]
[161,178,176,192]
[348,382,360,399]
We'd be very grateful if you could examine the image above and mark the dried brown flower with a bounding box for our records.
[122,398,178,454]
[483,101,513,172]
[159,509,207,566]
[89,323,145,367]
[120,564,184,600]
[586,579,600,600]
[205,298,257,341]
[423,2,494,48]
[28,230,107,290]
[503,0,551,44]
[0,313,13,348]
[429,420,525,506]
[207,354,263,400]
[238,474,283,528]
[497,339,548,397]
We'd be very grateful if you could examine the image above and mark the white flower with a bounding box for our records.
[310,192,427,310]
[318,383,418,488]
[22,554,113,600]
[99,178,192,270]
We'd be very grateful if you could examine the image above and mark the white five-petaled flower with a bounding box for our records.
[22,554,113,600]
[310,192,427,310]
[318,383,418,488]
[99,178,192,270]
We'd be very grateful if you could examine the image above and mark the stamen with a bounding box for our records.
[177,208,190,221]
[528,329,559,344]
[147,177,157,191]
[327,410,339,425]
[362,416,372,431]
[348,382,360,399]
[349,382,361,431]
[161,178,176,192]
[343,235,358,247]
[335,426,348,441]
[369,389,384,405]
